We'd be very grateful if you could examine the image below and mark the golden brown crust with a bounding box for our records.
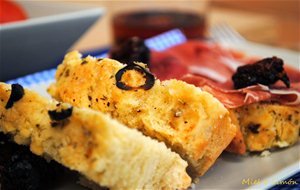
[0,82,191,190]
[48,51,237,176]
[227,103,300,153]
[226,111,246,155]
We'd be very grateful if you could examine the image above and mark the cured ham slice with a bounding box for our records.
[150,41,300,108]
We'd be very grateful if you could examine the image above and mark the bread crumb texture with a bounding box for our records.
[48,51,237,176]
[0,82,191,190]
[232,103,299,152]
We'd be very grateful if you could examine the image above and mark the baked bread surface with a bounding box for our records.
[0,82,191,190]
[48,51,237,176]
[227,103,300,154]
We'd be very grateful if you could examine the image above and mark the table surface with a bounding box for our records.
[67,1,300,52]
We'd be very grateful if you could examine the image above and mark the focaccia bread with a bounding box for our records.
[0,82,191,190]
[227,103,300,154]
[146,40,300,155]
[48,51,237,176]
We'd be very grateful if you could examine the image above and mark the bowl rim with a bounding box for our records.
[0,3,105,30]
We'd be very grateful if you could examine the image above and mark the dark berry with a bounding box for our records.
[232,57,290,89]
[109,37,150,66]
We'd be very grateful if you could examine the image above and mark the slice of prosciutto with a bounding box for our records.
[150,41,300,108]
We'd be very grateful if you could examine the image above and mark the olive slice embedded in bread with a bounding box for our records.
[0,82,191,190]
[48,51,237,177]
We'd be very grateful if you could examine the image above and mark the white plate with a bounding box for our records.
[14,41,300,190]
[222,41,300,69]
[198,42,300,190]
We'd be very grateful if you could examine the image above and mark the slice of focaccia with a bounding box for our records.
[48,51,237,176]
[227,103,300,154]
[0,82,191,190]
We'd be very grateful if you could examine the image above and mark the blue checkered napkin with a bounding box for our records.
[95,28,187,59]
[145,29,187,51]
[6,29,187,87]
[6,68,57,87]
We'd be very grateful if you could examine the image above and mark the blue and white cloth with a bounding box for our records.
[6,29,186,86]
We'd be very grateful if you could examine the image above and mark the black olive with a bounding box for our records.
[81,60,88,65]
[109,37,150,66]
[248,123,260,134]
[115,64,155,90]
[232,57,290,89]
[48,107,73,121]
[5,84,25,109]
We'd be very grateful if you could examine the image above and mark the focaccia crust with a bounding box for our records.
[48,51,237,176]
[0,82,191,190]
